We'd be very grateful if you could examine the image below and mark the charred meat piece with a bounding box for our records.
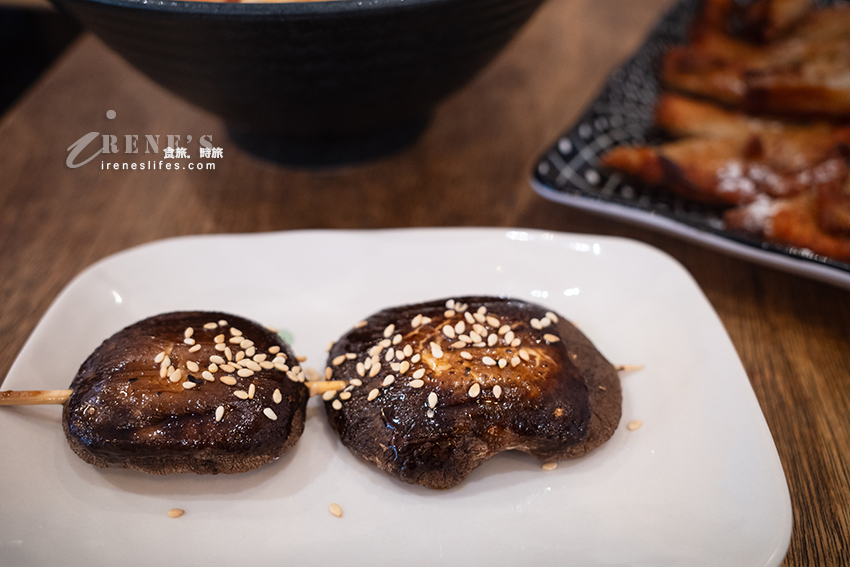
[64,312,309,474]
[724,191,850,263]
[324,297,621,489]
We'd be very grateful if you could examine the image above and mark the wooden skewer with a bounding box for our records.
[0,389,73,406]
[0,380,348,407]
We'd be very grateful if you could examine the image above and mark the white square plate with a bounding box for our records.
[0,228,791,566]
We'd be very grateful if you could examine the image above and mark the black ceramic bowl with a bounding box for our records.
[53,0,545,164]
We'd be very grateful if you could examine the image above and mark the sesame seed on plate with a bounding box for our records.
[168,508,185,519]
[329,503,343,518]
[542,462,558,471]
[627,420,642,431]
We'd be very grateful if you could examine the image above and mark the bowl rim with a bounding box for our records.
[55,0,450,16]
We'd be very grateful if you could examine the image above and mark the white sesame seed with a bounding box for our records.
[411,354,421,363]
[237,368,254,378]
[363,357,373,370]
[329,503,343,518]
[449,341,465,349]
[385,349,394,362]
[542,462,558,471]
[325,367,333,379]
[356,362,365,376]
[464,312,475,324]
[245,360,262,372]
[230,328,243,337]
[169,369,183,383]
[426,409,435,418]
[220,376,237,386]
[392,334,402,345]
[383,324,395,338]
[368,389,380,401]
[420,317,432,325]
[486,316,500,328]
[400,361,410,374]
[240,340,254,349]
[511,356,520,367]
[460,351,472,360]
[260,361,274,369]
[430,343,443,359]
[248,384,256,399]
[627,420,642,431]
[469,331,482,343]
[234,390,249,400]
[332,399,342,410]
[161,355,171,369]
[474,313,486,324]
[186,361,200,372]
[369,364,381,378]
[498,325,510,335]
[444,310,456,318]
[204,322,218,330]
[184,327,194,339]
[477,306,487,315]
[188,344,201,353]
[182,381,197,389]
[154,352,165,364]
[413,368,425,379]
[493,385,502,399]
[350,378,363,386]
[184,338,195,346]
[540,317,551,328]
[273,389,282,404]
[530,318,542,330]
[443,325,456,339]
[220,364,235,372]
[355,320,368,328]
[455,321,465,334]
[235,351,245,362]
[246,347,256,357]
[473,323,486,336]
[482,357,496,366]
[511,338,521,347]
[474,342,486,348]
[412,314,423,327]
[519,349,530,361]
[229,336,243,344]
[218,319,228,326]
[214,343,226,352]
[395,349,405,360]
[323,390,337,400]
[498,358,507,368]
[382,376,395,387]
[214,334,225,344]
[544,334,560,343]
[488,334,498,347]
[468,383,481,397]
[428,392,438,408]
[225,347,232,361]
[458,334,472,343]
[215,406,224,421]
[331,391,347,402]
[208,363,219,373]
[333,355,346,366]
[202,371,215,381]
[263,408,277,420]
[254,353,267,362]
[269,346,280,354]
[390,362,401,372]
[446,299,455,309]
[546,311,559,323]
[505,331,515,344]
[409,379,424,388]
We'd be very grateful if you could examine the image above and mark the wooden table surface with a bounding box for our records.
[1,0,849,563]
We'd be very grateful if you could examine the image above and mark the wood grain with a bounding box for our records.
[1,0,849,563]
